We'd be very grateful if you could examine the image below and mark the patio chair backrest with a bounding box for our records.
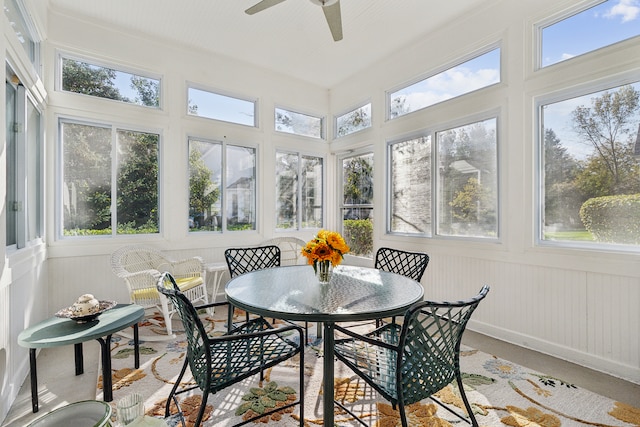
[224,245,281,277]
[398,285,490,404]
[374,247,430,282]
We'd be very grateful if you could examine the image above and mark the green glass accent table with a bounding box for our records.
[226,265,424,427]
[17,303,145,413]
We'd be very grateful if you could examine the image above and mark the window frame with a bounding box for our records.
[535,73,640,253]
[274,149,325,231]
[56,51,163,109]
[6,71,44,250]
[187,136,260,233]
[56,116,162,239]
[386,43,501,120]
[274,106,325,140]
[186,83,258,128]
[334,101,372,139]
[386,131,433,237]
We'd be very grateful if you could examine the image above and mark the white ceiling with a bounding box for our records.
[47,0,490,88]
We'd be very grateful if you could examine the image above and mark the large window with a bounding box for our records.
[340,152,374,257]
[388,47,500,119]
[60,55,160,108]
[6,72,43,248]
[59,119,159,237]
[540,0,640,68]
[388,135,432,235]
[540,81,640,248]
[437,118,498,238]
[187,86,256,127]
[189,138,257,232]
[275,151,323,230]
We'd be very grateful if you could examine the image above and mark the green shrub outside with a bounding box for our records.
[579,194,640,244]
[343,219,373,256]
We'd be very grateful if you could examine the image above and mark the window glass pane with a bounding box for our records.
[61,122,112,236]
[301,155,323,228]
[6,81,17,246]
[437,118,498,238]
[541,0,640,68]
[275,107,323,138]
[188,87,256,126]
[61,57,160,108]
[116,130,159,234]
[26,98,41,240]
[189,140,222,232]
[389,136,432,235]
[226,145,256,230]
[541,82,640,247]
[389,48,500,119]
[336,103,372,137]
[342,153,373,257]
[275,151,298,229]
[4,0,38,67]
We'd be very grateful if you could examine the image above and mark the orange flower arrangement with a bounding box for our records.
[301,229,350,273]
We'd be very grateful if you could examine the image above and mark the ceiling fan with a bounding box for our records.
[245,0,343,42]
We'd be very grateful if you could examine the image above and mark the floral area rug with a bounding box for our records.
[97,306,640,427]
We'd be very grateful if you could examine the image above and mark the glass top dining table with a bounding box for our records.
[225,264,424,426]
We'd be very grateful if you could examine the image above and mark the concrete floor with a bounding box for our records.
[2,331,638,426]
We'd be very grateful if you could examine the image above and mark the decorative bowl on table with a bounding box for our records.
[55,299,117,323]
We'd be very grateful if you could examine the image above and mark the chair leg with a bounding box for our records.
[298,335,305,427]
[399,401,409,427]
[165,358,189,418]
[159,295,173,336]
[456,372,479,427]
[194,390,210,427]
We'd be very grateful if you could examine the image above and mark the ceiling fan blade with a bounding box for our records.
[245,0,288,15]
[322,0,343,41]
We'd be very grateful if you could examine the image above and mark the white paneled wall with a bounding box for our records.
[422,253,639,382]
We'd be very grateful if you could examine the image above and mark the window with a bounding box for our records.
[540,81,640,248]
[60,55,160,108]
[388,135,432,235]
[340,152,374,257]
[275,107,324,139]
[335,102,372,138]
[4,0,40,72]
[540,0,640,68]
[59,119,159,237]
[189,138,257,232]
[275,151,323,230]
[437,118,498,238]
[6,70,43,248]
[388,47,500,119]
[187,86,256,127]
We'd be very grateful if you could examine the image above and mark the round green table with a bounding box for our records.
[18,303,144,413]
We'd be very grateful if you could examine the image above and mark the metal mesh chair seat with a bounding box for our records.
[333,285,490,427]
[157,273,304,427]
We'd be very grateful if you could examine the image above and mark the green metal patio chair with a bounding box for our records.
[156,272,304,427]
[333,285,490,427]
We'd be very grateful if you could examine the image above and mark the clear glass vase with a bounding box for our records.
[316,260,332,284]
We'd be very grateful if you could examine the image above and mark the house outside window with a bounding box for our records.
[275,150,323,230]
[59,119,159,237]
[437,118,498,238]
[189,138,257,232]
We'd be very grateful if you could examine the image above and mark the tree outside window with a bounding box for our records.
[341,153,374,256]
[542,83,640,246]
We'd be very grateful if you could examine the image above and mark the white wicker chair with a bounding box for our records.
[260,236,307,266]
[111,245,208,338]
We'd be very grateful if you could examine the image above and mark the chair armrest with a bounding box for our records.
[210,322,304,344]
[120,269,162,290]
[192,300,232,311]
[334,323,399,352]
